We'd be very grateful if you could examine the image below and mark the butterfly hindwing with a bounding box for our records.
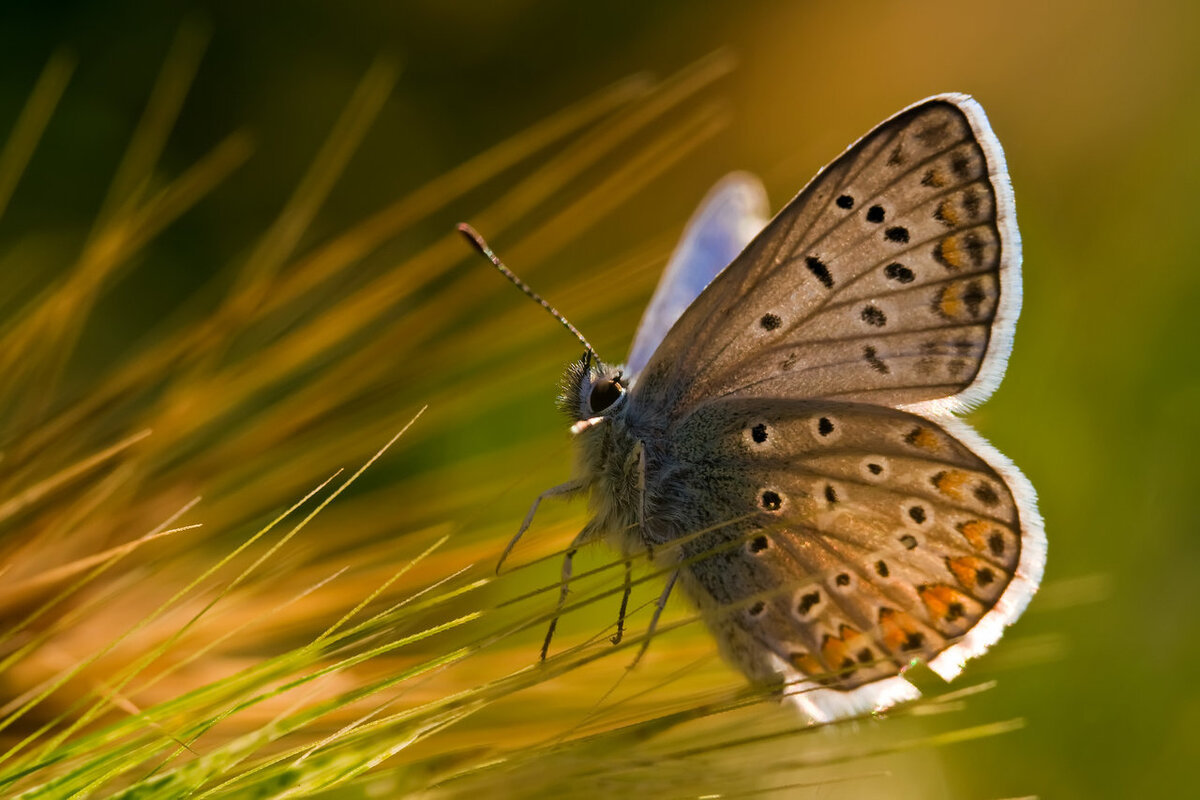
[645,396,1036,718]
[630,94,1020,418]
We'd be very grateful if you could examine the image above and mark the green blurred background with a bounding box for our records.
[1,1,1197,797]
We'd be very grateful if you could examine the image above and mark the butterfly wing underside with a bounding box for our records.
[660,398,1040,720]
[632,94,1022,419]
[626,172,769,377]
[630,95,1043,719]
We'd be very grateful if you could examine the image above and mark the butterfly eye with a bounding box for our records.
[588,377,624,413]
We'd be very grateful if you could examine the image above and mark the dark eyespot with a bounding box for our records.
[866,205,885,223]
[835,573,850,587]
[805,256,834,288]
[974,482,1001,506]
[884,262,915,283]
[748,534,770,553]
[748,600,766,616]
[761,491,782,511]
[861,305,887,327]
[588,377,623,413]
[760,313,782,331]
[797,591,820,615]
[836,194,854,209]
[750,423,768,443]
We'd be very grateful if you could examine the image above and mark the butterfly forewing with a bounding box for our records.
[653,398,1024,694]
[631,95,1018,417]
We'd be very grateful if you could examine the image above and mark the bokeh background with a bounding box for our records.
[0,1,1196,797]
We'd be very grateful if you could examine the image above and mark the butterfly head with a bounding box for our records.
[558,352,627,424]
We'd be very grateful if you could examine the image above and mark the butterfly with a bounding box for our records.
[467,93,1045,723]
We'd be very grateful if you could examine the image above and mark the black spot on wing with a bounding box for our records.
[964,231,986,266]
[973,481,1000,507]
[805,256,834,288]
[862,345,889,374]
[963,280,987,318]
[963,187,982,220]
[951,152,972,178]
[860,305,887,327]
[797,591,821,615]
[884,262,914,283]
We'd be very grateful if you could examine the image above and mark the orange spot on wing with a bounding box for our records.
[946,556,1002,594]
[939,235,965,269]
[939,286,963,317]
[878,608,925,653]
[919,584,975,624]
[788,651,823,678]
[957,519,993,550]
[818,624,869,673]
[933,469,971,500]
[936,199,960,227]
[821,634,851,672]
[907,426,940,451]
[839,624,865,646]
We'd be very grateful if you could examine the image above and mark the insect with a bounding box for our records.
[460,93,1044,722]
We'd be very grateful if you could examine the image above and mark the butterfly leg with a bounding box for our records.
[610,557,633,645]
[540,525,593,660]
[628,439,654,560]
[497,478,587,574]
[610,439,645,645]
[629,569,679,670]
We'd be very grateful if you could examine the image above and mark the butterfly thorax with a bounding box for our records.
[559,357,666,555]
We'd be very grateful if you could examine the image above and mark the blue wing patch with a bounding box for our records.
[625,172,768,378]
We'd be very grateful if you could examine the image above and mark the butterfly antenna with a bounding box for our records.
[457,223,601,362]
